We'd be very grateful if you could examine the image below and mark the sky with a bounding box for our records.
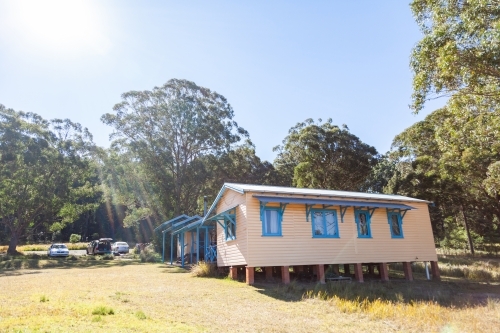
[0,0,446,162]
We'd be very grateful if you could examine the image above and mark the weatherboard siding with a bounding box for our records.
[239,192,437,267]
[216,189,247,266]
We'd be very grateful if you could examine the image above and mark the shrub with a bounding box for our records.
[191,261,219,277]
[67,255,78,261]
[135,311,147,320]
[139,247,160,263]
[40,295,49,302]
[102,254,114,261]
[92,306,114,315]
[69,234,80,243]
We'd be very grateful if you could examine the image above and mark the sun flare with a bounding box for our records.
[1,0,110,56]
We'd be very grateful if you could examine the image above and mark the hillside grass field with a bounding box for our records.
[0,252,499,332]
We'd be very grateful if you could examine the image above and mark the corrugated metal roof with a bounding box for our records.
[225,183,429,203]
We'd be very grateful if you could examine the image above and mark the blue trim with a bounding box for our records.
[253,195,415,210]
[387,209,404,238]
[354,209,372,238]
[339,205,349,223]
[311,209,340,238]
[261,207,283,236]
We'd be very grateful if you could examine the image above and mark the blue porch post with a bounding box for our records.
[180,233,185,267]
[170,233,173,265]
[196,227,199,263]
[190,232,193,264]
[162,230,165,263]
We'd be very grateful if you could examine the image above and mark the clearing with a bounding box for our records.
[0,257,499,332]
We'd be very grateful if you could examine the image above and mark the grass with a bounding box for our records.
[0,242,89,252]
[0,254,499,332]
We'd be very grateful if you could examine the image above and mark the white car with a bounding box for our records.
[112,242,129,254]
[47,243,69,257]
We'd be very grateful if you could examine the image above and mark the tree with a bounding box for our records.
[0,105,99,254]
[390,102,500,253]
[410,0,500,113]
[101,79,249,221]
[273,119,379,191]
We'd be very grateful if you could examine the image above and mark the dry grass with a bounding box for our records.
[0,256,499,332]
[0,242,88,252]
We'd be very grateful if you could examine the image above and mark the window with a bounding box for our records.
[355,210,372,238]
[224,216,236,241]
[262,208,282,236]
[311,209,339,238]
[387,212,404,238]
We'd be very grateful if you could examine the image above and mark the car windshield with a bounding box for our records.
[53,244,67,249]
[116,242,128,246]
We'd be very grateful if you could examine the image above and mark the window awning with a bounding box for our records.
[253,195,415,210]
[204,205,238,222]
[254,195,415,223]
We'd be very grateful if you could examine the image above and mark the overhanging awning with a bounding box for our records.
[253,195,415,210]
[154,214,190,233]
[253,195,415,223]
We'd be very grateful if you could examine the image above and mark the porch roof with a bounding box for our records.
[154,214,190,233]
[162,215,203,234]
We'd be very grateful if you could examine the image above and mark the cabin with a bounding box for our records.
[156,183,440,285]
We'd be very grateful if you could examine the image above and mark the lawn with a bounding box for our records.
[0,254,499,332]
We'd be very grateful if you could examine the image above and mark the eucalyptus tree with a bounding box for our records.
[273,119,379,191]
[0,105,100,254]
[101,79,249,220]
[410,0,500,113]
[390,102,500,253]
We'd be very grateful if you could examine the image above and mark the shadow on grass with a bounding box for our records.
[253,278,499,309]
[0,255,151,275]
[159,265,190,274]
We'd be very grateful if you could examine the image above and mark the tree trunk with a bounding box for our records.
[460,203,475,255]
[7,231,20,255]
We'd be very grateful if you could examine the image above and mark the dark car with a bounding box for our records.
[86,238,113,255]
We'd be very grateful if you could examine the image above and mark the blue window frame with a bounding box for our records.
[224,218,236,241]
[262,208,282,236]
[311,209,339,238]
[354,210,372,238]
[387,211,404,238]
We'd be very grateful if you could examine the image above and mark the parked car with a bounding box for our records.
[112,241,129,254]
[86,238,113,255]
[47,243,69,257]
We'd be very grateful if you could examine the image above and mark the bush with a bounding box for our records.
[139,247,160,263]
[102,254,114,261]
[69,234,80,243]
[191,261,219,277]
[92,306,114,315]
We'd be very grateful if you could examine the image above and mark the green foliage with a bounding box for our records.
[190,261,219,277]
[274,119,379,190]
[102,254,115,261]
[139,247,160,263]
[389,102,500,251]
[39,295,49,303]
[91,233,99,240]
[91,306,114,315]
[69,234,80,243]
[0,105,101,254]
[135,311,147,320]
[101,79,249,222]
[410,0,500,113]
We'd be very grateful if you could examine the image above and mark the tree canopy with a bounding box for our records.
[273,119,379,191]
[410,0,500,113]
[101,79,249,222]
[0,105,99,254]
